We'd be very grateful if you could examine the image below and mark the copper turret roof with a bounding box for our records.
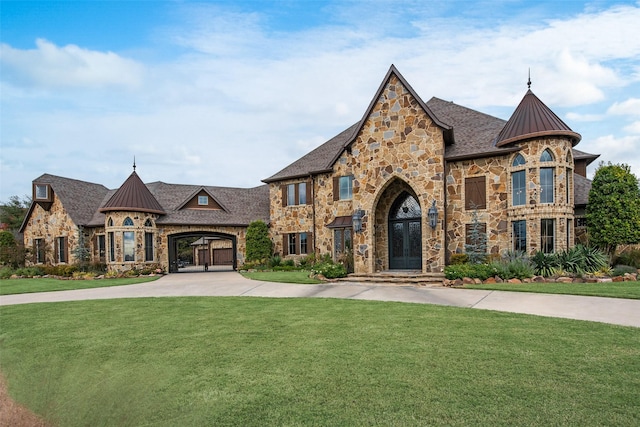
[494,89,581,147]
[99,171,165,214]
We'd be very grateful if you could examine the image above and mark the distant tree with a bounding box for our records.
[246,220,272,262]
[0,230,24,268]
[465,207,487,264]
[0,195,31,231]
[586,163,640,258]
[71,226,91,271]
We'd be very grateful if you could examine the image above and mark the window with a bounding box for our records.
[465,176,486,210]
[513,220,526,252]
[123,231,135,261]
[145,232,154,261]
[298,182,307,205]
[512,154,526,166]
[109,232,115,262]
[540,149,554,162]
[283,232,313,255]
[108,218,114,227]
[333,176,353,201]
[198,195,208,206]
[566,219,571,249]
[56,236,67,263]
[97,235,106,261]
[35,184,49,200]
[282,182,310,207]
[512,170,526,206]
[540,168,554,203]
[34,238,44,264]
[575,217,587,228]
[333,228,352,259]
[541,219,555,253]
[144,218,153,227]
[123,217,134,226]
[566,170,571,204]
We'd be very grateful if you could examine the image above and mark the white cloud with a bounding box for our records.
[623,121,640,134]
[608,98,640,116]
[566,112,604,122]
[0,39,144,88]
[588,134,640,175]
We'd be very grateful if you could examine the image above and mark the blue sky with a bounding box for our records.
[1,0,639,201]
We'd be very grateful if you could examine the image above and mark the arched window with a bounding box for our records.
[123,217,134,226]
[512,153,526,167]
[144,218,153,227]
[107,218,113,227]
[540,149,554,162]
[566,150,572,163]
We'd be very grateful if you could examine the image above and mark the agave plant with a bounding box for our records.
[532,251,558,277]
[575,245,609,274]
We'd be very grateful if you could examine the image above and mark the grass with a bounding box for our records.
[464,280,640,299]
[0,276,160,296]
[241,270,323,284]
[1,298,639,426]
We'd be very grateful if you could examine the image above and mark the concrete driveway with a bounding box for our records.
[2,270,639,328]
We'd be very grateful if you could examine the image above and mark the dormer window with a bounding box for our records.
[198,195,208,206]
[33,183,52,202]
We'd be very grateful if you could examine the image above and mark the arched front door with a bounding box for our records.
[389,192,422,270]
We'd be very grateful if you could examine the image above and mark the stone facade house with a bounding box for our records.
[21,65,598,275]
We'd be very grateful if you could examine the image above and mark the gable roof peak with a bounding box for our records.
[99,170,165,214]
[494,88,581,147]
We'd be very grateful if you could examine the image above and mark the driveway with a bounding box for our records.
[2,270,639,328]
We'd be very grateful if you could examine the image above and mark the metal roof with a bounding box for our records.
[99,171,165,214]
[494,89,581,147]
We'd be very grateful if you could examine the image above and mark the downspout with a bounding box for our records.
[443,159,449,267]
[310,174,317,255]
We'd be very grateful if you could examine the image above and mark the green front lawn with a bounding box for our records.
[241,270,323,284]
[1,298,639,426]
[464,280,640,299]
[0,276,160,296]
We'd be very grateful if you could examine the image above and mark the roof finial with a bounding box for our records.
[133,156,136,171]
[527,68,532,89]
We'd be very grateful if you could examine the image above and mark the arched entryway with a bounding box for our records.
[388,192,422,269]
[167,231,237,273]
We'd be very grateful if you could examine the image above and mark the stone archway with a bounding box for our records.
[372,178,422,272]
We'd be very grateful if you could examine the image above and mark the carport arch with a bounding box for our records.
[168,231,237,273]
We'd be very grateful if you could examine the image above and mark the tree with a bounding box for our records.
[465,207,487,264]
[0,230,24,268]
[0,195,31,232]
[586,163,640,258]
[245,220,272,262]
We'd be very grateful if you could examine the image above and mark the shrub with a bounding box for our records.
[576,245,609,274]
[312,262,347,279]
[491,258,535,280]
[449,254,469,265]
[532,252,558,277]
[615,249,640,269]
[268,256,282,268]
[444,263,496,281]
[245,221,272,262]
[298,254,317,268]
[282,259,295,267]
[612,265,637,276]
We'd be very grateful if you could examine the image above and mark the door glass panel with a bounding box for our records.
[408,221,421,258]
[391,222,404,258]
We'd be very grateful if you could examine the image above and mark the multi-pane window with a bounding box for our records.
[540,168,554,203]
[123,231,135,261]
[35,184,49,200]
[144,218,153,227]
[288,233,297,256]
[333,228,352,259]
[300,232,308,255]
[198,195,208,205]
[56,236,67,263]
[145,232,154,262]
[541,219,555,253]
[283,182,309,207]
[109,232,115,262]
[513,220,526,252]
[123,217,134,226]
[540,149,554,204]
[97,235,106,261]
[512,170,526,206]
[283,232,312,255]
[511,154,526,206]
[339,176,353,200]
[34,238,44,264]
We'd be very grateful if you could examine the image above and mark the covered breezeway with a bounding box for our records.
[168,231,237,273]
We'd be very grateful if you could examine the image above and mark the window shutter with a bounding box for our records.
[281,185,287,207]
[333,177,340,201]
[306,180,312,205]
[64,237,69,263]
[295,233,300,255]
[294,184,300,205]
[308,232,314,253]
[54,238,59,263]
[465,176,486,210]
[282,234,288,256]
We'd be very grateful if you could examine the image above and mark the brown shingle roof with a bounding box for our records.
[495,89,581,147]
[574,173,592,206]
[99,171,165,214]
[21,174,110,232]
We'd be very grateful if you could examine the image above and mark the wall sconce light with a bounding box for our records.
[428,200,438,229]
[352,209,365,233]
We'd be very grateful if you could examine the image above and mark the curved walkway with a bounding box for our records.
[2,271,639,328]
